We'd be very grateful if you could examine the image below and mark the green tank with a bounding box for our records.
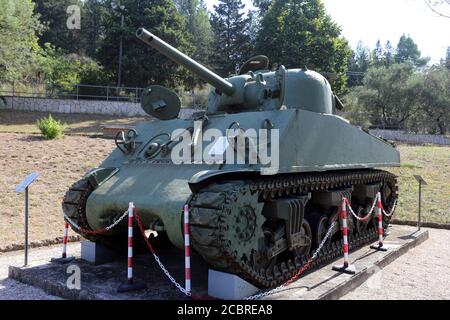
[63,28,399,288]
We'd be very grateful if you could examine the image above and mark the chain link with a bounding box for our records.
[244,219,338,300]
[62,209,129,235]
[133,211,191,297]
[382,199,397,217]
[345,195,377,222]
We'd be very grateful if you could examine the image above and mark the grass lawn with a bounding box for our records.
[389,145,450,224]
[0,110,448,251]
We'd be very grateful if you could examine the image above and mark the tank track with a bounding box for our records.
[189,169,398,288]
[62,178,99,242]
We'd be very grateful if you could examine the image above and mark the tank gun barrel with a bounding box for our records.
[136,28,235,96]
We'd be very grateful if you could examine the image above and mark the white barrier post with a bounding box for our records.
[332,197,356,274]
[370,192,388,252]
[51,221,75,264]
[118,202,147,293]
[184,205,191,295]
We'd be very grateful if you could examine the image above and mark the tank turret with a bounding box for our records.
[136,28,341,116]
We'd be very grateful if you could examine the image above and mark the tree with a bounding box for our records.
[345,63,423,129]
[34,0,84,54]
[255,0,351,93]
[36,43,109,95]
[252,0,272,16]
[97,0,193,88]
[414,66,450,134]
[210,0,253,77]
[372,40,384,66]
[445,46,450,69]
[175,0,214,86]
[383,40,395,66]
[347,41,370,87]
[81,0,109,58]
[395,34,429,67]
[0,0,42,83]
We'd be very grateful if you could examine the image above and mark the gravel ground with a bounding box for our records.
[1,228,449,300]
[342,227,450,300]
[0,243,80,300]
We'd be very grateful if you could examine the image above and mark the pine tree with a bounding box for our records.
[395,34,429,67]
[210,0,253,77]
[372,40,384,66]
[255,0,351,93]
[383,40,395,66]
[446,47,450,69]
[97,0,193,88]
[34,0,84,54]
[174,0,214,84]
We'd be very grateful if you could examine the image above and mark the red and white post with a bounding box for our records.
[370,192,388,252]
[51,221,74,264]
[184,205,192,295]
[332,197,356,274]
[62,222,69,258]
[117,202,147,293]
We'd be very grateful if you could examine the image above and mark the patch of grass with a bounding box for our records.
[390,144,450,224]
[36,114,66,139]
[400,162,422,169]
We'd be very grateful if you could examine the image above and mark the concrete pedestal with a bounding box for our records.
[208,269,259,300]
[81,241,119,265]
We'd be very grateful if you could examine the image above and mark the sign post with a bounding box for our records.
[15,173,39,266]
[413,175,427,231]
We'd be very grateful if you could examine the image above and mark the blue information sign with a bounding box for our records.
[15,173,40,193]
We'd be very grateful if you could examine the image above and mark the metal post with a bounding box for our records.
[12,81,15,110]
[135,87,138,103]
[117,202,147,293]
[117,3,125,88]
[418,183,422,231]
[24,187,29,266]
[414,175,427,231]
[107,86,109,101]
[76,84,79,101]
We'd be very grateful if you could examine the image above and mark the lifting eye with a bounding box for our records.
[145,142,161,159]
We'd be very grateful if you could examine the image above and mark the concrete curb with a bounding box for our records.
[8,265,97,300]
[317,229,429,300]
[0,236,80,254]
[391,219,450,230]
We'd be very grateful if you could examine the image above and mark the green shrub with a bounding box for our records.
[36,115,66,139]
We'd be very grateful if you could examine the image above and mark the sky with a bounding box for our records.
[205,0,450,64]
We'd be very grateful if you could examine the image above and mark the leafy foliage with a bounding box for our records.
[210,0,254,77]
[36,44,109,95]
[254,0,351,93]
[36,114,66,139]
[174,0,214,87]
[344,64,449,134]
[395,35,429,67]
[0,0,42,82]
[97,0,193,89]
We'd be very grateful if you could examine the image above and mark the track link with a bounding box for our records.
[189,169,398,288]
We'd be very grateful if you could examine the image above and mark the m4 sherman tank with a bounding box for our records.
[63,28,399,288]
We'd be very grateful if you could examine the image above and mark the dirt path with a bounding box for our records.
[342,227,450,300]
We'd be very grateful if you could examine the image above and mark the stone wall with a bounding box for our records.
[1,96,147,117]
